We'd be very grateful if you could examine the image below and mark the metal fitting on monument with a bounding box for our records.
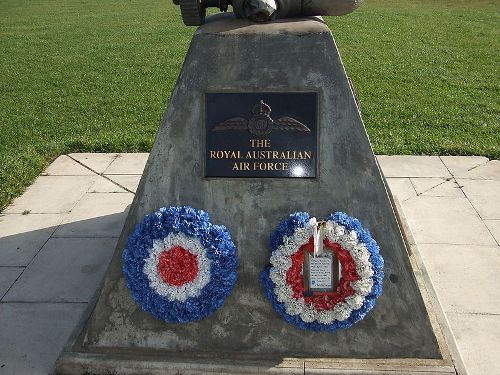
[244,0,278,22]
[174,0,363,26]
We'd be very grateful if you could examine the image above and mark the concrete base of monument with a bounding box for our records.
[55,14,463,375]
[55,198,463,375]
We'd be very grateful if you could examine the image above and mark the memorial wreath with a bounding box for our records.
[123,206,238,323]
[261,211,384,331]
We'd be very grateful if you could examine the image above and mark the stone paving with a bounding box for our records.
[0,153,499,375]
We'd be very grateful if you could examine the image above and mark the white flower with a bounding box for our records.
[284,299,303,315]
[270,252,292,270]
[352,279,373,295]
[143,233,211,301]
[345,294,364,310]
[318,310,336,324]
[332,303,351,321]
[300,308,316,323]
[276,285,293,303]
[267,218,380,326]
[295,226,313,245]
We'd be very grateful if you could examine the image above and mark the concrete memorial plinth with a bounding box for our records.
[56,14,458,374]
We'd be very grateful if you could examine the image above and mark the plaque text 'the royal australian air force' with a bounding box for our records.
[205,93,318,178]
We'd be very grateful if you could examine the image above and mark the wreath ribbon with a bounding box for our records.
[261,211,384,331]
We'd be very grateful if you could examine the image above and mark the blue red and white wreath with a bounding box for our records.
[123,206,238,323]
[261,211,384,331]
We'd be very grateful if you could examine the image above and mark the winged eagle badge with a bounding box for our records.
[213,100,310,136]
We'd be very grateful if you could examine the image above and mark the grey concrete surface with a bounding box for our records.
[403,196,496,245]
[448,312,500,375]
[0,303,87,375]
[75,15,441,362]
[3,238,117,303]
[377,156,452,178]
[103,153,149,175]
[0,213,63,266]
[1,154,499,374]
[418,244,500,314]
[68,153,118,174]
[0,267,23,298]
[484,220,500,243]
[3,176,97,214]
[51,193,133,238]
[458,179,500,220]
[43,155,96,176]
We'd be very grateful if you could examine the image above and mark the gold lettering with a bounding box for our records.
[252,162,289,171]
[250,139,271,148]
[232,162,250,171]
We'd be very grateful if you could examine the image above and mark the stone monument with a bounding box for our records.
[55,4,460,374]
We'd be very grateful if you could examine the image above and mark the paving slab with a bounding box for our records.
[0,302,87,375]
[3,176,97,214]
[377,155,451,178]
[403,196,496,245]
[410,178,445,194]
[385,178,417,201]
[457,179,500,220]
[458,160,500,180]
[89,175,141,193]
[88,176,128,193]
[68,153,118,174]
[419,244,500,314]
[42,155,95,176]
[447,312,500,375]
[0,267,23,299]
[484,220,500,244]
[419,180,464,198]
[440,156,489,177]
[3,238,117,302]
[107,174,141,193]
[52,193,133,238]
[410,178,463,198]
[103,153,149,175]
[0,214,64,266]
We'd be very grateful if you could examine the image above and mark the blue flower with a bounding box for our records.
[262,211,384,332]
[123,206,238,323]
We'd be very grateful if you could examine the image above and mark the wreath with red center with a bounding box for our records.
[261,211,384,331]
[123,206,238,323]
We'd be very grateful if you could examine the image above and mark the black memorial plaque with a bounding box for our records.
[205,92,318,178]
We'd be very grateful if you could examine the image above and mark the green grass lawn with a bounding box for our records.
[0,0,498,210]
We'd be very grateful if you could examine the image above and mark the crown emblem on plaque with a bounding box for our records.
[213,100,311,136]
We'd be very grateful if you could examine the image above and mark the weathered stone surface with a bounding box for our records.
[62,14,442,364]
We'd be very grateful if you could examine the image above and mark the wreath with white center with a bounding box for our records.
[123,206,238,323]
[261,211,384,331]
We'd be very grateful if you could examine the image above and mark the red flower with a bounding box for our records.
[157,246,199,286]
[285,237,360,311]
